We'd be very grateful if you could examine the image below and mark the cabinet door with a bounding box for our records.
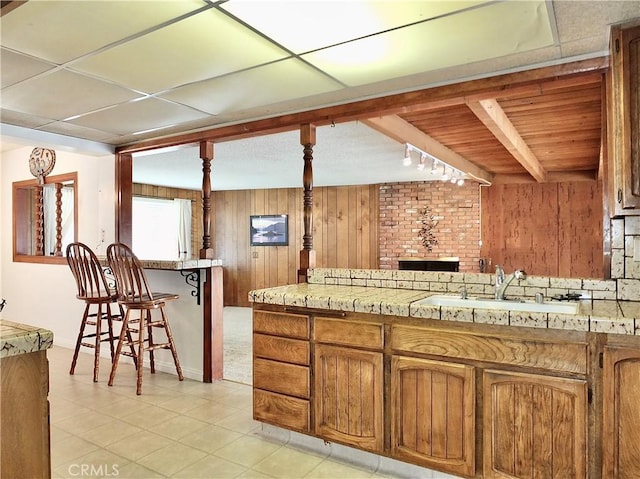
[391,356,475,477]
[609,24,640,212]
[314,344,383,452]
[483,370,587,479]
[603,346,640,479]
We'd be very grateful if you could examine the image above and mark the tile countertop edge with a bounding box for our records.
[0,320,54,359]
[248,284,640,336]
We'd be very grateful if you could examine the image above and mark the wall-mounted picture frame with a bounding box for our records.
[250,214,288,246]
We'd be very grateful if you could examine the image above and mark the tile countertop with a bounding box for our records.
[0,320,54,359]
[98,257,223,270]
[249,283,640,336]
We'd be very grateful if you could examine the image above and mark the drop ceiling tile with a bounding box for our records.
[1,108,55,129]
[67,97,210,136]
[39,121,115,143]
[302,1,555,87]
[221,0,492,54]
[0,0,207,64]
[160,59,343,115]
[560,36,609,58]
[1,70,142,121]
[554,1,640,43]
[71,8,290,94]
[1,49,56,88]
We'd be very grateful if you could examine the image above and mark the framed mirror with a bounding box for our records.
[13,172,78,264]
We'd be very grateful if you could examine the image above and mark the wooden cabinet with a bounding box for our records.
[608,23,640,214]
[314,317,384,453]
[391,355,475,477]
[0,350,51,479]
[602,346,640,479]
[483,370,588,479]
[252,310,311,432]
[252,306,605,478]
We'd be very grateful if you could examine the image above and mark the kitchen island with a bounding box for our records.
[249,268,640,479]
[0,320,54,479]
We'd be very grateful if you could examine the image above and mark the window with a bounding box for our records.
[132,197,191,260]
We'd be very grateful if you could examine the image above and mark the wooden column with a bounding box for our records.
[35,185,44,256]
[200,141,214,259]
[54,183,63,256]
[298,124,316,282]
[198,140,222,382]
[115,152,133,246]
[203,265,224,382]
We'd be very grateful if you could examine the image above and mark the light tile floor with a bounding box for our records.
[49,346,427,479]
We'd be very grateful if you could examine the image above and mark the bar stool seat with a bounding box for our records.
[66,242,136,382]
[106,243,183,395]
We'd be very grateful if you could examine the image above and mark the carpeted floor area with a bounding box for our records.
[223,306,252,386]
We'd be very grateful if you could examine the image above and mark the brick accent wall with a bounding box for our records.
[379,181,481,272]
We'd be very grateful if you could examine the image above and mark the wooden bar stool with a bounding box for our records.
[66,242,136,382]
[106,243,183,395]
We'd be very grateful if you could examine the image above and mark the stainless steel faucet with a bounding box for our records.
[494,266,526,300]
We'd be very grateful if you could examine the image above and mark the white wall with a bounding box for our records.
[1,146,204,381]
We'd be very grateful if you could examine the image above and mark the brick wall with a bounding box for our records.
[379,181,481,272]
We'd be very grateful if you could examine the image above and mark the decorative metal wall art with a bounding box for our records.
[418,206,439,252]
[29,147,56,184]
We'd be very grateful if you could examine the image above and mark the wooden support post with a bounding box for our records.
[54,183,63,256]
[115,152,133,246]
[200,141,214,259]
[299,124,316,283]
[35,185,44,256]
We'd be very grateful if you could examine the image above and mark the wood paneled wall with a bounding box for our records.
[214,185,379,306]
[480,181,603,278]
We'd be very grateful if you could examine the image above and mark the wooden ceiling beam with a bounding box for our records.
[1,1,27,17]
[363,115,493,185]
[491,170,598,184]
[467,98,546,182]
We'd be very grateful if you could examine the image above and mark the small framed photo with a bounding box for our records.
[250,214,288,246]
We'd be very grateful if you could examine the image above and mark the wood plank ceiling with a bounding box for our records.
[366,71,604,184]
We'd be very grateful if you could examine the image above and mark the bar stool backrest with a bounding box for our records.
[66,242,114,300]
[106,243,155,304]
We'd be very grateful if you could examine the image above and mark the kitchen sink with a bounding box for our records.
[414,295,580,315]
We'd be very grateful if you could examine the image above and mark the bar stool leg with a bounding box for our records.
[161,307,184,381]
[70,304,90,375]
[147,310,156,374]
[106,304,116,362]
[93,303,103,382]
[108,310,130,387]
[136,309,146,395]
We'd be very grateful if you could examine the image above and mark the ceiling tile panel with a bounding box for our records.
[1,70,143,120]
[301,1,554,86]
[71,8,291,94]
[0,109,55,129]
[39,121,116,144]
[67,98,210,136]
[0,0,207,64]
[160,59,343,115]
[221,0,492,54]
[0,49,56,88]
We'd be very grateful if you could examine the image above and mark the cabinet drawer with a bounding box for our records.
[253,389,310,432]
[254,333,309,365]
[314,317,383,349]
[391,325,588,374]
[254,311,309,339]
[253,358,310,398]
